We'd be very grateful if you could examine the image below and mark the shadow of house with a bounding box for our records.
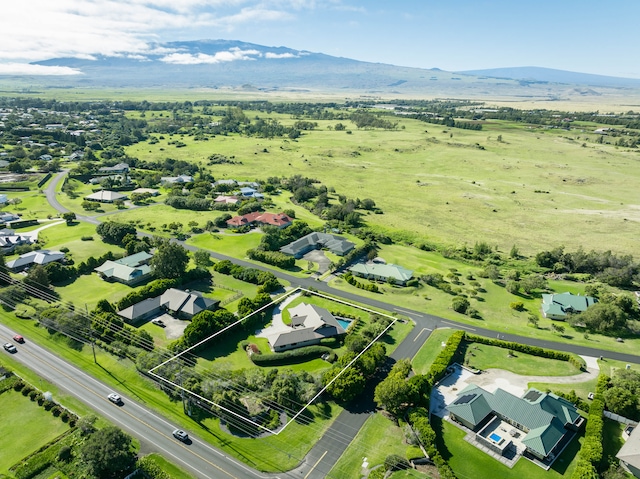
[94,251,153,286]
[117,288,220,324]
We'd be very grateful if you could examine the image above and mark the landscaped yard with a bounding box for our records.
[0,389,71,474]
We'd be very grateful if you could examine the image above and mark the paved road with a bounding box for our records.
[0,322,279,479]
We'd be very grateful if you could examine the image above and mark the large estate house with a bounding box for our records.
[94,251,153,286]
[280,232,355,259]
[84,190,128,203]
[6,249,65,272]
[447,385,583,465]
[541,292,597,320]
[117,288,219,323]
[226,211,292,229]
[269,303,346,352]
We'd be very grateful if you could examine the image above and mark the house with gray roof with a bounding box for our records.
[0,228,34,254]
[98,162,129,175]
[447,385,584,464]
[269,303,346,352]
[160,174,194,185]
[84,190,127,203]
[6,249,65,272]
[280,232,355,259]
[117,288,219,323]
[94,251,153,286]
[618,425,640,478]
[541,292,597,320]
[350,262,414,285]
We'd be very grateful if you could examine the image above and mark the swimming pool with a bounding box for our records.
[336,318,352,330]
[489,433,502,443]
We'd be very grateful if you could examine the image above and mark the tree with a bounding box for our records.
[572,302,627,334]
[374,373,418,417]
[193,250,212,269]
[603,387,638,419]
[520,274,547,294]
[96,221,136,244]
[451,296,470,314]
[62,212,76,224]
[80,426,136,478]
[151,241,189,279]
[24,264,50,290]
[323,367,365,403]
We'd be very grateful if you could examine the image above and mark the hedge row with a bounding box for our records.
[407,408,458,479]
[247,248,295,269]
[343,272,379,292]
[11,430,76,479]
[251,345,335,366]
[570,374,608,479]
[425,330,465,386]
[464,333,584,370]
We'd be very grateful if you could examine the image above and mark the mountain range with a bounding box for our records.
[7,39,640,97]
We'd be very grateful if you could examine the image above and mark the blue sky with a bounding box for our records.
[1,0,639,77]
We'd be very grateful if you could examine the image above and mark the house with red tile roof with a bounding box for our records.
[226,212,292,229]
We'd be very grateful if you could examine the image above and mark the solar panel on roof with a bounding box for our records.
[454,394,476,405]
[524,390,542,402]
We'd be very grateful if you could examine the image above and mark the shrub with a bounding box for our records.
[13,380,25,391]
[510,301,525,311]
[451,297,469,314]
[251,345,333,366]
[57,445,72,462]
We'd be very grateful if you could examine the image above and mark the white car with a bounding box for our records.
[172,429,189,442]
[108,393,122,404]
[3,342,17,353]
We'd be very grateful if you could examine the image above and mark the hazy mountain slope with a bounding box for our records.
[458,66,640,88]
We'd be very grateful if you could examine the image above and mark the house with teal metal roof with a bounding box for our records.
[94,251,153,286]
[447,385,583,463]
[349,262,414,285]
[541,292,597,320]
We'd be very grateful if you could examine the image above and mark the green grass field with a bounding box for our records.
[411,328,457,374]
[140,454,196,479]
[124,115,640,257]
[461,342,582,376]
[0,390,71,474]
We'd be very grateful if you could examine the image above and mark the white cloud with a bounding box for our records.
[0,1,305,63]
[265,52,298,59]
[0,63,83,76]
[160,48,261,64]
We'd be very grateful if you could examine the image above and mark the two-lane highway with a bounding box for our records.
[0,322,280,479]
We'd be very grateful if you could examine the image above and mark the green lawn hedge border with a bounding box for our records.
[250,345,335,366]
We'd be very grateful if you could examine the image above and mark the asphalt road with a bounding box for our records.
[0,322,280,479]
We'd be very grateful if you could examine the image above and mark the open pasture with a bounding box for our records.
[126,114,640,256]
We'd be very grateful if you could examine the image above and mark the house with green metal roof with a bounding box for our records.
[94,251,153,286]
[349,262,414,285]
[541,292,597,320]
[447,385,583,464]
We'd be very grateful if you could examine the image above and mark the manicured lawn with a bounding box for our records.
[188,231,262,258]
[3,190,58,218]
[328,413,415,479]
[433,416,580,479]
[0,390,71,474]
[461,341,583,376]
[411,328,457,374]
[56,273,133,310]
[141,454,196,479]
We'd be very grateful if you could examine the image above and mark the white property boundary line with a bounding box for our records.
[147,286,400,436]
